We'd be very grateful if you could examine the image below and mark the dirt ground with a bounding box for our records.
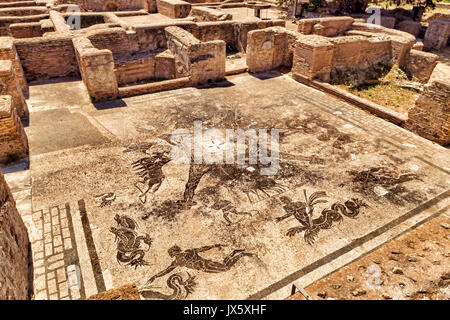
[288,213,450,300]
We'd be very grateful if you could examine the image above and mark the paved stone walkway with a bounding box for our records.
[4,72,449,300]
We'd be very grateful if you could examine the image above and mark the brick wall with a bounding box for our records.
[0,97,30,300]
[404,49,438,83]
[404,64,450,145]
[73,36,118,101]
[298,17,354,37]
[0,60,28,118]
[0,95,28,162]
[246,27,288,73]
[0,14,48,37]
[190,7,232,22]
[424,19,450,50]
[157,0,191,19]
[165,26,225,84]
[9,22,43,38]
[68,0,146,11]
[0,37,27,94]
[114,50,175,85]
[14,35,78,81]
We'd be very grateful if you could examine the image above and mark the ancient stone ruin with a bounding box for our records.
[0,0,448,301]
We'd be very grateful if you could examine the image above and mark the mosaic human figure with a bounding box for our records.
[143,244,253,286]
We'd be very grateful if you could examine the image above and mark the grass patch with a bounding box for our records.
[336,65,419,114]
[339,83,419,114]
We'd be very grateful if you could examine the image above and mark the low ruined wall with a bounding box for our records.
[328,35,391,84]
[114,50,175,85]
[249,26,393,85]
[165,25,225,84]
[246,27,298,73]
[0,152,30,299]
[14,35,78,81]
[405,76,450,145]
[395,20,421,38]
[423,19,450,50]
[157,0,191,19]
[292,34,334,82]
[351,14,396,29]
[67,0,146,11]
[0,60,28,118]
[349,22,415,67]
[85,27,140,58]
[0,7,47,17]
[404,49,438,83]
[0,14,49,36]
[190,6,232,22]
[233,19,285,52]
[0,37,27,94]
[436,2,450,9]
[0,1,38,9]
[0,95,28,163]
[73,36,118,101]
[9,22,43,38]
[191,21,235,46]
[298,17,354,37]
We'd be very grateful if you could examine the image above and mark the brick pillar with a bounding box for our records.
[292,35,334,82]
[0,60,28,118]
[0,37,27,95]
[0,95,28,163]
[246,28,287,73]
[73,37,118,101]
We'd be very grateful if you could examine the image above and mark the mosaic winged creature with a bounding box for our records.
[276,190,367,244]
[110,214,153,268]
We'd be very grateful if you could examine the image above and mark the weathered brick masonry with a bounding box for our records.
[0,155,30,299]
[0,95,27,163]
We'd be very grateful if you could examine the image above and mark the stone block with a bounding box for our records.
[157,0,191,19]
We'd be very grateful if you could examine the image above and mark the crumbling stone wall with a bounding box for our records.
[114,50,175,85]
[0,37,27,94]
[248,23,394,85]
[349,22,415,67]
[0,95,28,163]
[0,163,30,299]
[67,0,147,11]
[404,49,438,83]
[246,27,298,73]
[293,34,334,82]
[157,0,191,19]
[165,25,225,85]
[423,19,450,50]
[233,19,286,52]
[9,22,43,38]
[14,35,78,81]
[405,63,450,145]
[190,7,232,22]
[395,20,421,38]
[73,36,118,101]
[0,60,28,118]
[298,17,354,37]
[0,13,49,37]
